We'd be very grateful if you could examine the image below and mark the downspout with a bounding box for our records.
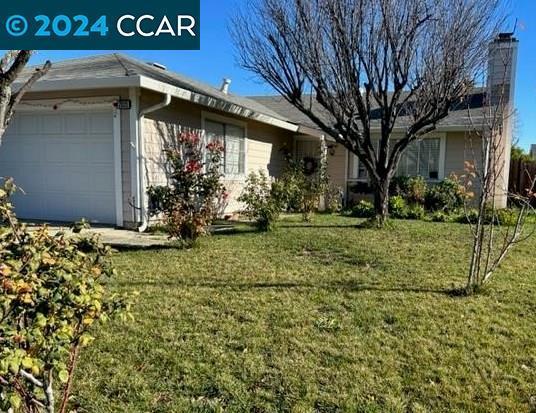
[137,93,171,232]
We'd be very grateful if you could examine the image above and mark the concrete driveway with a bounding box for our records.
[26,223,171,249]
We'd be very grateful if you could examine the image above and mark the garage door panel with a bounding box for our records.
[18,114,41,134]
[0,110,116,224]
[41,115,63,134]
[64,114,88,134]
[90,113,113,133]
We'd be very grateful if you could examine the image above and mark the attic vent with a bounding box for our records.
[148,62,167,71]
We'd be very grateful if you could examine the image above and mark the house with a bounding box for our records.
[0,34,517,228]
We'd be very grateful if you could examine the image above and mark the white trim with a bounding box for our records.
[201,111,248,180]
[129,88,141,224]
[113,107,124,227]
[438,133,447,180]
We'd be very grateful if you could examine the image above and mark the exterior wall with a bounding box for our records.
[140,89,294,215]
[326,131,492,206]
[327,143,347,190]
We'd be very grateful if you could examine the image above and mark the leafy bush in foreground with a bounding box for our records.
[0,179,132,413]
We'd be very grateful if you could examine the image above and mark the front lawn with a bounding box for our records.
[73,215,536,412]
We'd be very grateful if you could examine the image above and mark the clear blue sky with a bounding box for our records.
[28,0,536,150]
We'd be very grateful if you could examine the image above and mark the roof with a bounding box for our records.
[16,54,295,130]
[251,91,488,134]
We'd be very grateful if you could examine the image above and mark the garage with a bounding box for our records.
[0,109,119,225]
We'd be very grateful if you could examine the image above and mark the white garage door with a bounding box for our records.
[0,110,117,224]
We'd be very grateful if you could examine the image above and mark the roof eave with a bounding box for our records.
[138,76,299,132]
[15,74,299,133]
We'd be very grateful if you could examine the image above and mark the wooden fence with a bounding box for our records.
[509,158,536,204]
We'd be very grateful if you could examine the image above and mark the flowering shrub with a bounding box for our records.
[147,130,226,241]
[0,178,132,413]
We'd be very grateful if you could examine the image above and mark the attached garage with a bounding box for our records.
[0,107,121,225]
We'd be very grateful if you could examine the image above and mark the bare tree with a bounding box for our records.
[232,0,505,225]
[463,35,535,294]
[0,51,51,141]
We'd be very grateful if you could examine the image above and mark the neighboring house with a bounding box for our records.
[531,144,536,160]
[0,34,517,228]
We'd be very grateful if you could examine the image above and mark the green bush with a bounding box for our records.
[454,207,519,226]
[0,178,132,413]
[406,204,426,220]
[430,210,452,223]
[238,171,284,231]
[425,177,466,212]
[351,200,375,218]
[278,157,330,221]
[389,195,408,219]
[390,176,427,205]
[324,184,344,213]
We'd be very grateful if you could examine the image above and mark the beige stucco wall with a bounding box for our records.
[140,90,294,214]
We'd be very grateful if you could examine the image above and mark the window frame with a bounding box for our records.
[201,112,248,179]
[348,134,447,183]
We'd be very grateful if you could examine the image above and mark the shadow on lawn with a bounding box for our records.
[119,278,461,297]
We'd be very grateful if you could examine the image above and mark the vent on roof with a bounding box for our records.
[148,62,167,71]
[220,78,231,94]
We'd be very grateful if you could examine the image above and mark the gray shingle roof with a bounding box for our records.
[18,53,289,123]
[251,91,488,132]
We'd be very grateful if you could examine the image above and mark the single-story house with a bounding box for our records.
[0,34,517,228]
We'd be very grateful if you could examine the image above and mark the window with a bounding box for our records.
[396,138,441,180]
[349,137,442,181]
[205,119,246,175]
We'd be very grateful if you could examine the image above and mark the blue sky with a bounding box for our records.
[28,0,536,150]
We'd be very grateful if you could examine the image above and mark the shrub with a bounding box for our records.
[425,177,466,212]
[238,171,284,231]
[277,159,304,212]
[389,195,408,219]
[390,176,427,205]
[324,184,344,213]
[495,208,519,226]
[455,207,519,226]
[278,157,328,222]
[351,200,375,218]
[0,179,132,413]
[406,204,426,220]
[147,131,226,242]
[430,210,452,223]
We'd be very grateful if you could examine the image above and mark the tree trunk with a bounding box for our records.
[372,176,390,227]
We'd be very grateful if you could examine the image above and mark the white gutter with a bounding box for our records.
[137,93,172,232]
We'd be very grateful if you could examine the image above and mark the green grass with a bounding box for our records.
[73,215,536,412]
